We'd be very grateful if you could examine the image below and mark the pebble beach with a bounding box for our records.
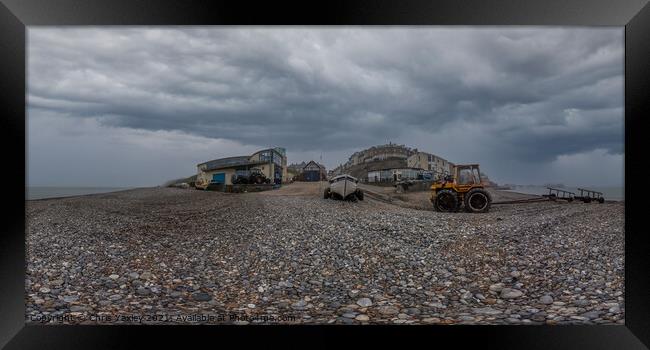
[25,184,624,325]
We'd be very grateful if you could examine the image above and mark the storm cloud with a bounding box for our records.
[27,27,624,187]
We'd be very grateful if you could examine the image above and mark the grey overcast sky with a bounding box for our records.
[27,27,624,187]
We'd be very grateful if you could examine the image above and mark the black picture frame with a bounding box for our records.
[1,0,649,348]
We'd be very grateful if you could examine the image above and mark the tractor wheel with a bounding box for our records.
[356,189,364,201]
[323,188,331,199]
[583,197,592,203]
[464,188,492,213]
[434,189,459,212]
[598,197,605,204]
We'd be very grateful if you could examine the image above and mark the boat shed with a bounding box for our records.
[301,161,327,181]
[196,148,287,189]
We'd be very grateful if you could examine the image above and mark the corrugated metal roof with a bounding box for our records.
[199,147,287,172]
[199,156,266,172]
[303,160,326,170]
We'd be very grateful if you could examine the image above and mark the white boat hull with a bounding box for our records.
[330,179,357,198]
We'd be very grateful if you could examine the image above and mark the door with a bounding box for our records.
[212,173,225,183]
[306,171,319,181]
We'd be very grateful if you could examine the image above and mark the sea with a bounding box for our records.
[26,187,133,200]
[503,185,624,201]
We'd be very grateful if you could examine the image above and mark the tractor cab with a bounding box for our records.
[456,164,483,185]
[430,164,492,213]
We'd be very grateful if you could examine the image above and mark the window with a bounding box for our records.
[272,151,282,166]
[473,168,481,184]
[458,168,474,185]
[260,151,272,162]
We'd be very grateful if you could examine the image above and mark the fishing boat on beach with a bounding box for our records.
[324,174,364,200]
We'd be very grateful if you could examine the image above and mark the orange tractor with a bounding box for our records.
[430,164,492,213]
